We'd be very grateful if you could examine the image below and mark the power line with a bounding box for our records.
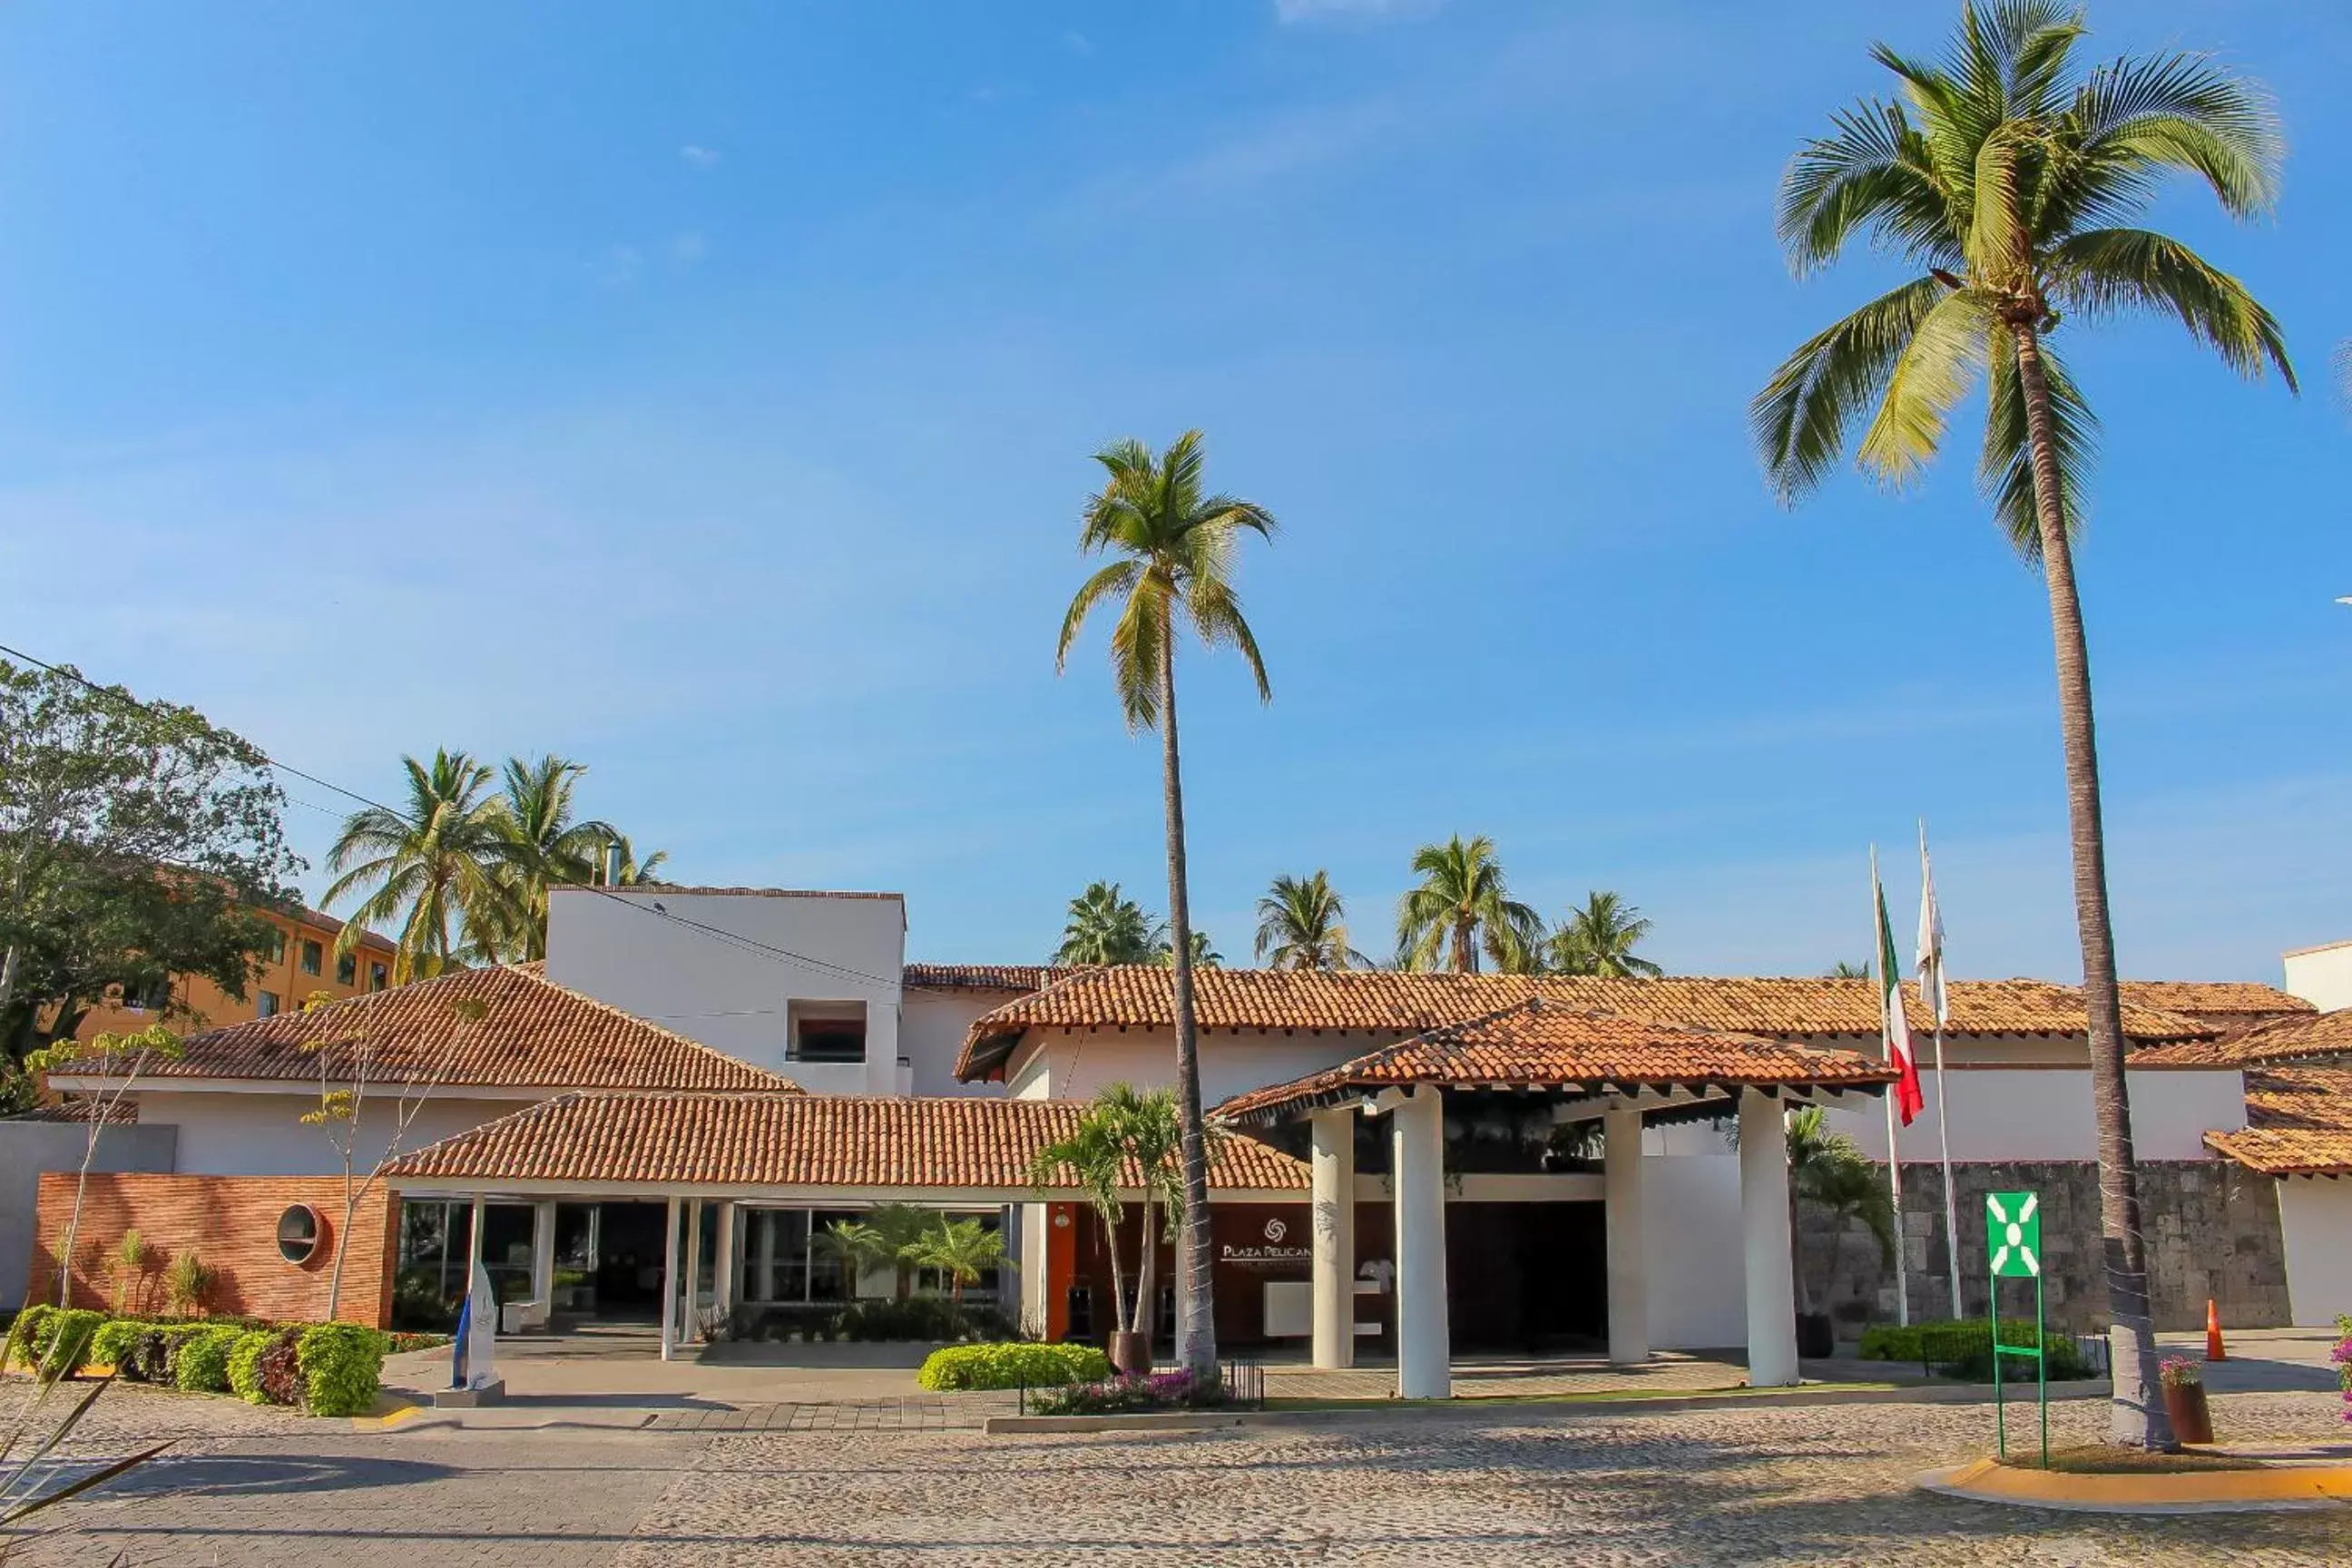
[0,639,905,992]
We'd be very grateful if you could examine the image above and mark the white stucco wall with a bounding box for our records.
[134,1090,536,1177]
[1642,1152,1747,1350]
[1005,1028,1403,1106]
[2277,1178,2352,1327]
[2282,942,2352,1011]
[901,993,1015,1097]
[1820,1068,2244,1163]
[544,887,906,1093]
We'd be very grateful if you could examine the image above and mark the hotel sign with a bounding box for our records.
[1219,1215,1309,1269]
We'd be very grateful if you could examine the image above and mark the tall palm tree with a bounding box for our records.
[475,755,618,964]
[1053,880,1164,965]
[322,751,513,983]
[1753,1,2293,1446]
[1155,929,1220,969]
[1395,835,1542,974]
[1546,890,1663,977]
[1254,871,1371,971]
[1057,429,1276,1379]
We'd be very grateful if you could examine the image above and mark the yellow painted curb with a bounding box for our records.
[1928,1456,2352,1513]
[353,1402,425,1431]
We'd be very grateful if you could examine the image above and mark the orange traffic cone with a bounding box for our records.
[2205,1298,2227,1361]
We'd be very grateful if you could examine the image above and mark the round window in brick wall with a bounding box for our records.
[275,1204,322,1265]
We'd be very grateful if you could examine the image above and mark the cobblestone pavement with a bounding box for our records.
[612,1392,2352,1567]
[7,1385,2348,1564]
[643,1393,1019,1432]
[1265,1352,1750,1402]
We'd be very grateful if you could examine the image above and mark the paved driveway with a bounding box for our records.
[7,1386,2347,1564]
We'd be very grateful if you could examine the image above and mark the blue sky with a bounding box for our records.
[4,0,2348,982]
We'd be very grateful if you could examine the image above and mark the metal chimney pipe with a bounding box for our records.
[603,842,622,887]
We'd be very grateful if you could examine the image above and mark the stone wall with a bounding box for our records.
[1797,1160,2288,1336]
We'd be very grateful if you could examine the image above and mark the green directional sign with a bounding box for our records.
[1985,1191,2042,1278]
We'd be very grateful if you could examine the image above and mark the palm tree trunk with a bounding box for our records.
[1101,1203,1131,1337]
[1133,1191,1156,1356]
[1157,633,1218,1378]
[2011,320,2170,1451]
[1453,917,1475,975]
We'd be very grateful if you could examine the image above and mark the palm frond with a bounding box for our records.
[2070,51,2282,218]
[1857,288,1994,485]
[1981,328,2099,560]
[1753,276,1948,504]
[2045,228,2295,388]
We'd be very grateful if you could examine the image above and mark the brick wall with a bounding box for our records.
[25,1172,397,1328]
[1798,1159,2290,1336]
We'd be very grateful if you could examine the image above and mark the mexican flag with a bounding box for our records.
[1875,869,1926,1125]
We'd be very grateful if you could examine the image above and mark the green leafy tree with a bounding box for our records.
[0,658,299,1064]
[1395,835,1542,974]
[1753,0,2292,1446]
[1545,891,1663,977]
[1254,871,1371,971]
[911,1218,1008,1307]
[1053,880,1164,965]
[1056,429,1276,1379]
[322,750,514,983]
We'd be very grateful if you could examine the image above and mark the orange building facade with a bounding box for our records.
[74,903,400,1042]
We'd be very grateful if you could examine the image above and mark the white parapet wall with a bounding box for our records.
[1820,1068,2245,1164]
[2283,941,2352,1011]
[2276,1178,2352,1328]
[1642,1152,1747,1351]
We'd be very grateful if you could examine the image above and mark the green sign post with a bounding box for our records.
[1984,1190,2049,1466]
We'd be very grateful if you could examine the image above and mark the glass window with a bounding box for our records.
[300,939,323,976]
[369,962,388,992]
[740,1209,810,1303]
[809,1209,866,1300]
[790,1014,867,1063]
[256,990,280,1019]
[269,929,287,965]
[337,953,357,985]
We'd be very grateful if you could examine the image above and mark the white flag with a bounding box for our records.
[1916,823,1948,1028]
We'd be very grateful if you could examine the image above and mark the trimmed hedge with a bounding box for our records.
[2,1304,52,1373]
[1857,1318,2092,1381]
[227,1329,277,1405]
[40,1309,105,1377]
[176,1326,243,1393]
[916,1342,1112,1392]
[298,1323,383,1416]
[89,1317,145,1371]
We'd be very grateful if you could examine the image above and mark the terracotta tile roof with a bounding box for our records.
[387,1091,1308,1191]
[2116,981,2312,1035]
[48,964,796,1094]
[903,964,1078,994]
[285,905,398,955]
[2131,1007,2352,1069]
[2203,1065,2352,1175]
[956,966,2213,1081]
[1213,999,1893,1126]
[547,885,904,901]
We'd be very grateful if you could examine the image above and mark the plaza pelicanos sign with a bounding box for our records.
[1219,1215,1310,1269]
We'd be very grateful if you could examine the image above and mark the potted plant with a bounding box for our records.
[2159,1355,2212,1445]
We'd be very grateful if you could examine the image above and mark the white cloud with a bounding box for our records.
[679,144,720,169]
[1274,0,1444,23]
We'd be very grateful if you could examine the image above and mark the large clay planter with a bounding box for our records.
[1107,1330,1152,1377]
[1796,1312,1836,1360]
[2161,1380,2214,1446]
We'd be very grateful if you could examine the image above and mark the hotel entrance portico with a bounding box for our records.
[1214,997,1896,1398]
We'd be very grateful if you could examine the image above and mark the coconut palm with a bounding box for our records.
[322,750,514,983]
[812,1220,893,1298]
[472,755,618,965]
[1753,1,2293,1446]
[1546,891,1663,978]
[1053,881,1164,965]
[605,834,670,887]
[1395,835,1542,974]
[1827,960,1873,980]
[1056,429,1275,1379]
[1028,1108,1133,1337]
[1254,871,1371,971]
[1155,929,1220,969]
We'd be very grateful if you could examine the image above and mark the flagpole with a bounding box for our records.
[1873,845,1908,1329]
[1921,820,1962,1320]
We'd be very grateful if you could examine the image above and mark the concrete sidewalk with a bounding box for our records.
[2154,1327,2345,1395]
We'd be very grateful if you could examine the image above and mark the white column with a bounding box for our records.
[530,1200,556,1310]
[1604,1106,1650,1367]
[1739,1092,1800,1388]
[1019,1203,1050,1338]
[1390,1087,1451,1400]
[659,1197,681,1362]
[1310,1108,1356,1370]
[682,1200,705,1343]
[466,1194,486,1284]
[714,1200,739,1326]
[754,1210,778,1303]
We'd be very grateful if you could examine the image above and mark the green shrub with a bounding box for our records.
[89,1318,148,1373]
[175,1326,242,1394]
[256,1330,303,1406]
[4,1304,54,1373]
[296,1323,384,1417]
[227,1329,277,1405]
[41,1309,105,1377]
[916,1342,1112,1392]
[1857,1318,2092,1381]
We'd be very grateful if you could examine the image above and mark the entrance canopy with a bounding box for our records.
[1212,997,1896,1134]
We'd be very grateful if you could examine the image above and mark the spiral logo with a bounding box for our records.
[1263,1218,1288,1242]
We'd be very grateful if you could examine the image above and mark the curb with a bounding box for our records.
[1919,1457,2352,1514]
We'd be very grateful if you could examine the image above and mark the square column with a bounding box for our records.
[530,1200,556,1311]
[714,1200,740,1328]
[659,1197,681,1361]
[1390,1086,1451,1399]
[1739,1092,1800,1387]
[682,1200,705,1345]
[1309,1108,1356,1370]
[1603,1106,1650,1366]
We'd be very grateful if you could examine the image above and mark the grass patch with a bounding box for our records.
[2004,1445,2266,1475]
